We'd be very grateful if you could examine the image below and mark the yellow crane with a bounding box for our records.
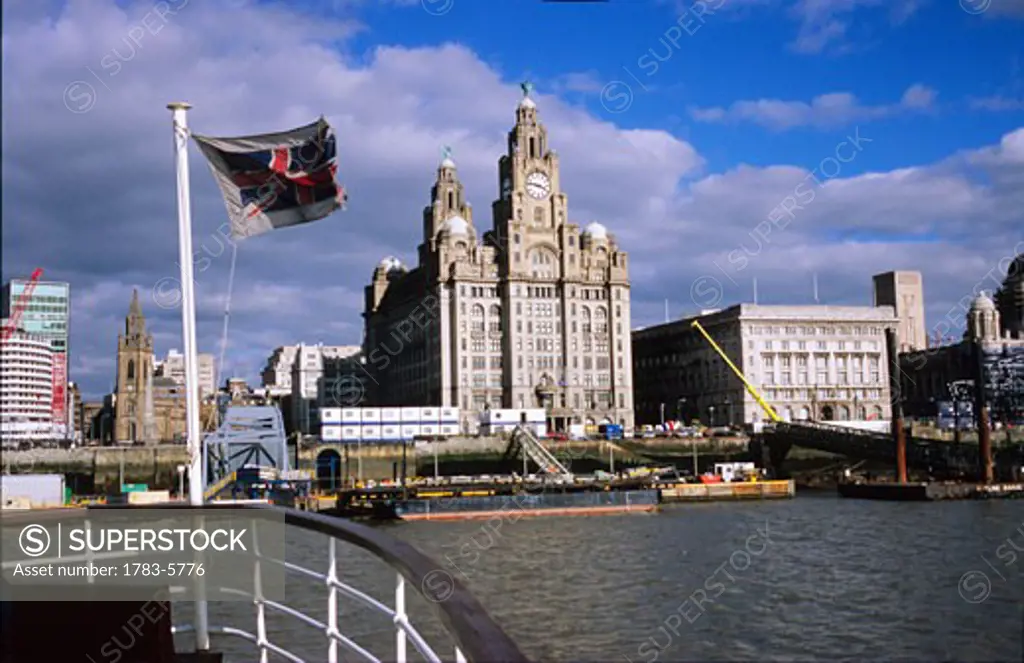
[691,320,782,423]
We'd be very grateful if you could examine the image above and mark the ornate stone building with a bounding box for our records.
[364,84,633,432]
[632,304,899,427]
[113,290,186,444]
[899,290,1024,419]
[995,254,1023,339]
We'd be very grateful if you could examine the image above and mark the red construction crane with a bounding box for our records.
[1,268,43,341]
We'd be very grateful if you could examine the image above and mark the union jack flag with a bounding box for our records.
[193,118,347,239]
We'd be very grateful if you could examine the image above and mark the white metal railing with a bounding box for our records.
[166,505,529,663]
[0,504,528,662]
[169,535,451,662]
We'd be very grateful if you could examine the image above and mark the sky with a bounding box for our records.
[2,0,1023,400]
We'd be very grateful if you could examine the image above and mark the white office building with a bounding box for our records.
[0,328,56,446]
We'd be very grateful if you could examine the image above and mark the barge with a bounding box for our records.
[839,480,1024,501]
[659,479,794,502]
[389,489,659,521]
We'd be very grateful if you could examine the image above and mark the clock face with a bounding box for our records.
[526,171,551,199]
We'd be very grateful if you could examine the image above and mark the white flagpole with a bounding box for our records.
[168,102,204,506]
[168,101,210,651]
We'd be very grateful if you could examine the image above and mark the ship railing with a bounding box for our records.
[4,503,530,663]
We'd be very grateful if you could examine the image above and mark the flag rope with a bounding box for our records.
[198,242,238,448]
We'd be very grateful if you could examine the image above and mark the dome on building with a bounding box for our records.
[971,291,996,312]
[379,256,404,273]
[583,222,608,239]
[518,80,537,109]
[442,216,469,235]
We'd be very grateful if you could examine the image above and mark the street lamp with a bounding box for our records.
[854,393,860,421]
[724,397,733,427]
[659,402,665,428]
[677,397,687,424]
[709,405,716,427]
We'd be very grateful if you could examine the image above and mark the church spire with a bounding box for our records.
[126,288,147,338]
[130,288,142,317]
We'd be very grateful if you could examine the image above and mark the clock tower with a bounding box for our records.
[491,82,570,269]
[365,79,633,435]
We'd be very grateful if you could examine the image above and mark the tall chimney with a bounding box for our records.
[885,328,908,483]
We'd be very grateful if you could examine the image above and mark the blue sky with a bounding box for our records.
[2,0,1023,397]
[343,0,1024,170]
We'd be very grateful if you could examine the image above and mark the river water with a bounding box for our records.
[186,493,1022,662]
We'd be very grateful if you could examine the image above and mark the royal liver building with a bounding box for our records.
[364,84,633,433]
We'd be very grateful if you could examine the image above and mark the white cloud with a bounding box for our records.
[723,0,925,53]
[1,0,1021,399]
[688,84,937,130]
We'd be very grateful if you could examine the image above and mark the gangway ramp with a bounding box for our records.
[504,425,573,479]
[203,406,288,493]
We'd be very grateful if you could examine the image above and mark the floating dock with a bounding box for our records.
[659,479,794,502]
[839,481,1024,501]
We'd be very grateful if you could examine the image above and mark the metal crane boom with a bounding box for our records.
[691,319,782,423]
[1,268,44,341]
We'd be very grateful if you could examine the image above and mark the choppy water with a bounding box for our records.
[181,494,1023,662]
